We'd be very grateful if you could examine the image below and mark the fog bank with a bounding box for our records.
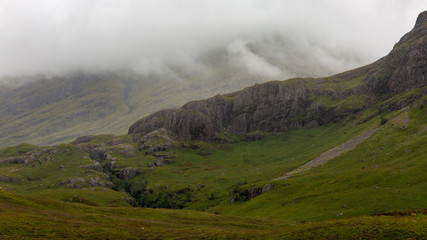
[0,0,425,78]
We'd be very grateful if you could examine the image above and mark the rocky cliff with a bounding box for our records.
[129,11,427,143]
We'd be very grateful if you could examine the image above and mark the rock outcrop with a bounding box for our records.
[80,162,103,172]
[129,81,322,142]
[137,128,177,154]
[230,184,274,203]
[117,167,137,180]
[60,177,113,189]
[357,11,427,95]
[71,135,95,145]
[0,149,56,166]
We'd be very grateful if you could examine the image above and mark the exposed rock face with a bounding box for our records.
[357,11,427,95]
[246,184,273,199]
[129,12,426,143]
[89,148,112,162]
[117,167,137,180]
[230,184,274,203]
[129,81,317,142]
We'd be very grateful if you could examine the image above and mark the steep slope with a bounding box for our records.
[129,11,426,143]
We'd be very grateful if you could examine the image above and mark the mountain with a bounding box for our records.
[0,36,362,149]
[128,10,426,142]
[0,11,426,240]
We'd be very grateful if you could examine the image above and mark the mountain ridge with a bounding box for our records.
[0,37,362,148]
[129,11,426,144]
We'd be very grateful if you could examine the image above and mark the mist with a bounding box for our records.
[0,0,426,80]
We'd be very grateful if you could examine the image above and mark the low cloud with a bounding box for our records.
[0,0,425,78]
[227,40,282,78]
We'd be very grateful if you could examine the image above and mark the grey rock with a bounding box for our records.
[117,167,137,180]
[0,149,51,166]
[71,135,95,145]
[153,159,164,167]
[262,183,272,192]
[60,177,113,189]
[138,128,177,154]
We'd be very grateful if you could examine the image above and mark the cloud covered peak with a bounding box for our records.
[0,0,425,77]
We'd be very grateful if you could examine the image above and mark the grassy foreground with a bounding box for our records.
[1,187,426,239]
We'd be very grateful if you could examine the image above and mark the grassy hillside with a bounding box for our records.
[0,84,425,239]
[220,100,426,220]
[1,187,426,239]
[1,89,425,216]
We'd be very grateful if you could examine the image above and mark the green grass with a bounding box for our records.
[0,85,425,238]
[0,143,131,207]
[217,102,426,220]
[1,97,425,220]
[1,187,426,239]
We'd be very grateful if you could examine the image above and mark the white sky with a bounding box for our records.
[0,0,425,77]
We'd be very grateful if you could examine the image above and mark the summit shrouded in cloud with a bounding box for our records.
[0,0,426,79]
